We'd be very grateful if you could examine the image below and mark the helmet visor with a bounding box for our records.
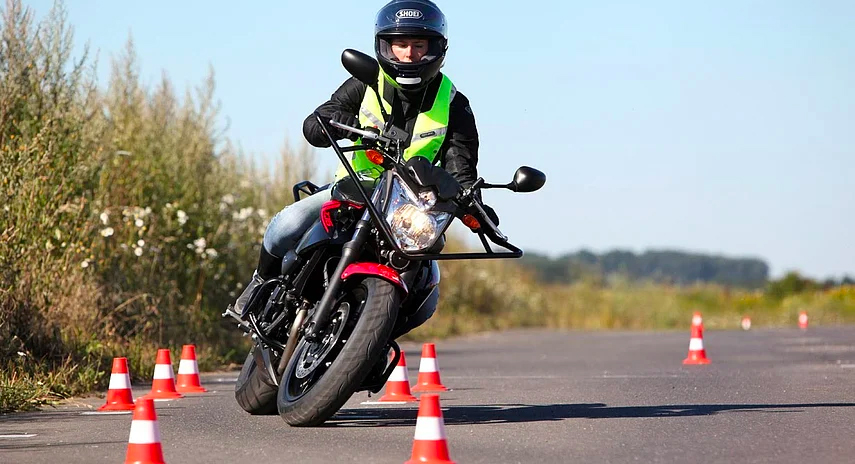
[377,35,444,65]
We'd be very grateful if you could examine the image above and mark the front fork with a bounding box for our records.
[303,215,373,342]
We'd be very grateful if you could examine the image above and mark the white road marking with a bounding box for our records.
[360,400,417,405]
[80,411,132,416]
[0,434,37,438]
[600,374,686,379]
[840,364,855,369]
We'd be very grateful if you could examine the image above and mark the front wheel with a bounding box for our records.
[277,277,400,426]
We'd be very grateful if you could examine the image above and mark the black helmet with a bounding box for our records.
[374,0,448,91]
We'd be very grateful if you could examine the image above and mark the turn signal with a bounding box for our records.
[462,214,481,231]
[366,149,384,165]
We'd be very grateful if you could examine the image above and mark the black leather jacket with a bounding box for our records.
[302,74,479,188]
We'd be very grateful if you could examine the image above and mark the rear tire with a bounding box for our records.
[277,277,400,426]
[235,346,278,415]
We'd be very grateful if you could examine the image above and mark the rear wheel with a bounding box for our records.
[234,346,278,415]
[277,277,400,426]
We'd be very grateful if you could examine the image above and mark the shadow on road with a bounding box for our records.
[326,402,855,427]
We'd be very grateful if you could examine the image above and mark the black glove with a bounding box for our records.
[481,204,500,226]
[330,111,360,141]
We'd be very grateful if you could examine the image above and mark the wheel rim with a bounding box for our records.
[282,290,364,402]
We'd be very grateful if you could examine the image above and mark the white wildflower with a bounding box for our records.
[3,205,10,212]
[177,210,188,226]
[229,291,236,298]
[205,248,219,259]
[122,208,132,219]
[221,194,235,205]
[233,207,254,221]
[45,240,55,251]
[17,351,26,357]
[120,243,129,251]
[137,240,145,247]
[165,202,173,209]
[100,212,109,225]
[239,179,251,189]
[81,259,90,269]
[134,247,143,257]
[100,227,115,237]
[193,238,207,255]
[135,218,144,228]
[54,229,62,240]
[257,209,268,218]
[144,207,152,215]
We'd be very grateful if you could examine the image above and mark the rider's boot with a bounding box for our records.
[229,245,283,319]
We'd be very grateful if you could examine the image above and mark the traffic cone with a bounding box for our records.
[176,345,207,393]
[125,397,166,464]
[98,357,136,411]
[378,350,417,403]
[741,316,752,331]
[141,349,183,400]
[412,343,449,392]
[683,312,711,365]
[798,311,809,330]
[405,393,455,464]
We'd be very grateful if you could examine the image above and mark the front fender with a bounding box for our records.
[341,262,409,296]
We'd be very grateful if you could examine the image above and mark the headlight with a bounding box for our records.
[385,175,451,252]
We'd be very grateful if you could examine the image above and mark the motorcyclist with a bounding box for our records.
[230,0,487,335]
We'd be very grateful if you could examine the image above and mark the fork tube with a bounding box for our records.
[303,217,372,341]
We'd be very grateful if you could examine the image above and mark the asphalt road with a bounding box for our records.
[2,327,854,463]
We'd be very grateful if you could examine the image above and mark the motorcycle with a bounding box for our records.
[223,49,546,426]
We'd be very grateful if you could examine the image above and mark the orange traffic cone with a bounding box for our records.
[412,343,449,392]
[741,316,752,331]
[142,349,183,400]
[405,393,455,464]
[125,397,166,464]
[98,357,136,411]
[683,312,711,365]
[379,351,417,403]
[798,311,809,330]
[176,345,207,393]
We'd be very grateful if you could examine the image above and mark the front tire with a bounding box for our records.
[235,346,278,415]
[277,277,400,426]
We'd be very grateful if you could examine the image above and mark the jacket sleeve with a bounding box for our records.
[440,91,480,189]
[302,77,367,148]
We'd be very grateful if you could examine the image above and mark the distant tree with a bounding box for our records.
[766,271,819,300]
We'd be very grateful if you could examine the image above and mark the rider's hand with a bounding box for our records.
[330,111,361,141]
[482,204,500,227]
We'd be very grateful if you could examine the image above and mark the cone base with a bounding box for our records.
[412,384,449,393]
[98,402,136,411]
[140,391,184,400]
[683,354,711,365]
[378,393,417,402]
[405,459,455,464]
[176,385,207,393]
[126,442,166,464]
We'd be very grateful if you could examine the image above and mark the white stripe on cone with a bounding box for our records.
[388,365,408,382]
[177,359,199,375]
[153,364,174,380]
[419,357,438,373]
[413,417,447,441]
[688,338,704,351]
[128,420,162,444]
[108,373,132,390]
[692,315,703,326]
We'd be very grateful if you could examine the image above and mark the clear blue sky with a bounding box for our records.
[26,0,855,279]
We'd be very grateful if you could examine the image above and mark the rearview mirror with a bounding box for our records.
[341,49,379,88]
[509,166,546,193]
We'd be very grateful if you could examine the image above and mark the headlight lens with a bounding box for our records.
[385,176,451,252]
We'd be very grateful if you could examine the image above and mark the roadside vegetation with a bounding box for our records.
[2,1,853,413]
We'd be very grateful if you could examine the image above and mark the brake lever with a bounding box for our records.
[329,120,381,140]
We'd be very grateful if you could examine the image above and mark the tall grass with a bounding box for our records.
[0,0,309,412]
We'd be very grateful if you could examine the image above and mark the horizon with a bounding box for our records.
[22,0,855,280]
